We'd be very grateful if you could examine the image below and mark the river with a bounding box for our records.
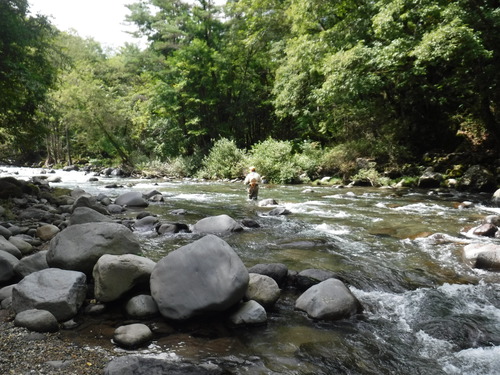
[3,166,500,374]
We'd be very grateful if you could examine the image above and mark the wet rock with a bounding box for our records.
[295,278,363,321]
[134,215,159,232]
[492,189,500,207]
[192,214,243,234]
[113,323,153,349]
[462,243,500,262]
[14,251,49,277]
[93,254,156,302]
[170,209,187,215]
[12,268,87,322]
[0,284,14,301]
[156,222,189,235]
[248,263,288,288]
[241,218,260,228]
[125,295,159,318]
[115,192,148,207]
[107,204,124,214]
[104,356,227,375]
[150,234,249,320]
[293,269,340,292]
[484,215,500,227]
[229,300,267,326]
[267,207,291,216]
[36,224,60,241]
[245,273,281,308]
[475,249,500,270]
[47,222,142,275]
[14,309,59,333]
[472,223,498,237]
[258,198,278,207]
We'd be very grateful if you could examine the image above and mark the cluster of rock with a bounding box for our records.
[0,175,362,356]
[463,214,500,270]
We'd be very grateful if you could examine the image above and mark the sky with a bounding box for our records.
[28,0,142,49]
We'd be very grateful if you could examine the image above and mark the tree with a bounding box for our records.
[0,0,59,160]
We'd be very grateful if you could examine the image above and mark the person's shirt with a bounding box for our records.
[244,172,261,185]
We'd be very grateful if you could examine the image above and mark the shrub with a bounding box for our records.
[198,138,247,179]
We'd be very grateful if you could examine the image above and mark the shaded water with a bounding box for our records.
[4,166,500,374]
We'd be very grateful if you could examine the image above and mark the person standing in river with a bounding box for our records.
[244,166,262,200]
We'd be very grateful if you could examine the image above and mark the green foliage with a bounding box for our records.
[199,138,247,179]
[0,0,59,159]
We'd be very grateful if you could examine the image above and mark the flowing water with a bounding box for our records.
[3,166,500,374]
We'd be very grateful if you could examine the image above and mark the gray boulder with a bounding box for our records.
[294,268,339,292]
[12,268,87,321]
[69,206,114,225]
[245,273,281,308]
[47,222,141,275]
[295,278,363,321]
[115,192,148,207]
[472,223,498,237]
[229,300,267,326]
[150,234,249,320]
[475,249,500,270]
[0,236,22,258]
[72,195,109,215]
[9,236,33,255]
[248,263,288,288]
[36,224,60,241]
[93,254,156,302]
[107,204,124,214]
[14,250,49,277]
[125,295,159,318]
[192,214,243,234]
[463,243,500,262]
[458,165,496,193]
[0,250,19,282]
[267,207,291,216]
[14,309,59,333]
[418,168,443,188]
[492,189,500,207]
[104,356,226,375]
[0,284,14,302]
[0,225,12,239]
[113,323,153,349]
[134,215,159,232]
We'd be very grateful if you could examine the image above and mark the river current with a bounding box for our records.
[3,166,500,374]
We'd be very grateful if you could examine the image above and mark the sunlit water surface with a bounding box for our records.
[3,166,500,374]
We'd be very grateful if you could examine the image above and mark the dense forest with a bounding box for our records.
[1,0,499,184]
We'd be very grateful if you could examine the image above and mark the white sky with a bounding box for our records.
[28,0,142,50]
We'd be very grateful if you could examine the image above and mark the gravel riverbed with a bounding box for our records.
[0,309,115,375]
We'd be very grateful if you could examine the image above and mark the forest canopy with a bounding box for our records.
[0,0,498,180]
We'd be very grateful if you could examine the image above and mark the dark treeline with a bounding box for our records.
[1,0,499,182]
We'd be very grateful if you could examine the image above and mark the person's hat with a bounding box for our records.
[249,166,256,171]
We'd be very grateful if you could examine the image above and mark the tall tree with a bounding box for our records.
[0,0,59,160]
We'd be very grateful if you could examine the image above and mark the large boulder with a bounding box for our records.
[150,234,249,320]
[104,356,227,375]
[47,222,141,275]
[93,254,156,302]
[295,278,363,321]
[492,189,500,207]
[69,206,114,225]
[115,192,149,207]
[14,250,49,277]
[475,248,500,270]
[0,250,19,282]
[12,268,87,322]
[192,214,243,234]
[71,195,109,215]
[457,165,497,193]
[418,168,443,188]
